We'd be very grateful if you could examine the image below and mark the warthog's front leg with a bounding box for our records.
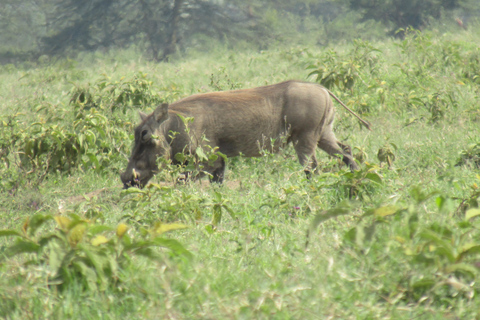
[207,158,226,184]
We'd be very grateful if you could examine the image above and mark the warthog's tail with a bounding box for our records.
[327,90,372,131]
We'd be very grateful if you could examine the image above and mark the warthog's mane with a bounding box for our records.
[174,91,266,106]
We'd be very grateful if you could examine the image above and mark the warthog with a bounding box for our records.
[121,80,370,188]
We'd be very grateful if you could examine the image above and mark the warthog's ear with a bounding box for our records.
[139,111,148,122]
[153,103,169,124]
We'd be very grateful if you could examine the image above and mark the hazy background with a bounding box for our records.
[1,0,479,64]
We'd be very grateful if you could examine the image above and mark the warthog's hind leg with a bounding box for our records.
[318,131,359,172]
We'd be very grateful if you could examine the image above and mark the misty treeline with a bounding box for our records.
[0,0,478,63]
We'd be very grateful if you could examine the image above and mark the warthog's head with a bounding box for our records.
[121,104,169,189]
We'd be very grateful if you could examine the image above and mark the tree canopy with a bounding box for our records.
[0,0,478,62]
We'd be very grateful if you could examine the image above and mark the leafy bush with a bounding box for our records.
[209,67,242,91]
[0,112,24,191]
[307,40,381,92]
[309,187,480,303]
[121,183,235,228]
[70,72,165,113]
[457,142,480,168]
[0,74,164,184]
[0,213,191,291]
[460,49,480,84]
[17,106,130,176]
[315,163,384,201]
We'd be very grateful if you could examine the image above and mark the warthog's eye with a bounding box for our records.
[141,130,148,140]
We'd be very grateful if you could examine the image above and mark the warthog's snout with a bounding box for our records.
[120,169,141,189]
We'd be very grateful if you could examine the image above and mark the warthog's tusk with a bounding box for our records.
[132,168,140,183]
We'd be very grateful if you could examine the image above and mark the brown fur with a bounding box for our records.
[121,81,359,188]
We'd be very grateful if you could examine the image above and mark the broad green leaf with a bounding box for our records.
[427,223,453,238]
[123,240,153,251]
[67,223,87,247]
[55,216,72,230]
[457,243,480,261]
[435,247,456,263]
[222,204,236,220]
[58,250,76,272]
[48,244,64,271]
[365,172,382,184]
[309,201,356,229]
[205,225,215,234]
[457,221,473,229]
[364,221,376,243]
[108,257,119,279]
[344,225,365,247]
[125,238,192,259]
[122,234,132,247]
[212,206,222,226]
[0,230,24,238]
[466,208,480,221]
[116,223,129,238]
[133,247,159,260]
[445,263,477,278]
[91,235,109,246]
[6,240,41,257]
[373,205,398,217]
[38,234,61,247]
[435,196,445,210]
[72,260,98,291]
[174,152,186,163]
[152,222,188,235]
[78,245,107,288]
[195,147,208,161]
[213,191,223,203]
[411,278,435,290]
[89,225,114,235]
[216,151,227,161]
[150,237,193,259]
[419,229,455,262]
[28,214,54,235]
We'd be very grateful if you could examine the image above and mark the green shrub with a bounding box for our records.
[307,40,381,92]
[0,214,191,291]
[309,187,480,303]
[457,142,480,168]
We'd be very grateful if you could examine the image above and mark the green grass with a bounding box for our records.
[1,27,480,319]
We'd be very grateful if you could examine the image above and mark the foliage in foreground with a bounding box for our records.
[309,183,480,304]
[0,214,190,293]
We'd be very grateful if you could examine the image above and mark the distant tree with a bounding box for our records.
[41,0,341,61]
[39,0,245,61]
[346,0,464,36]
[0,1,47,55]
[41,0,117,55]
